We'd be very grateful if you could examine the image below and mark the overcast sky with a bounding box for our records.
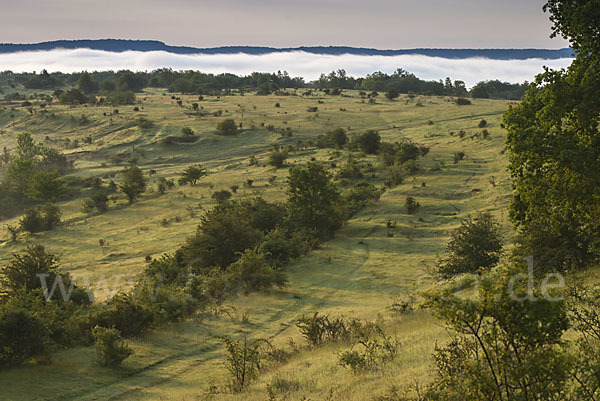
[1,0,568,49]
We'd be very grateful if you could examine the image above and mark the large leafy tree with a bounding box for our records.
[119,166,146,204]
[286,162,342,238]
[503,0,600,272]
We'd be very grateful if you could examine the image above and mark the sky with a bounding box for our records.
[0,0,569,49]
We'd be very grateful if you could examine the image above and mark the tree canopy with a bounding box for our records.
[503,0,600,272]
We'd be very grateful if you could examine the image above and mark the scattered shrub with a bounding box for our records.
[338,329,399,373]
[212,190,232,204]
[268,150,288,168]
[453,151,465,163]
[19,203,61,233]
[217,119,238,135]
[219,335,265,392]
[404,196,420,214]
[436,212,503,278]
[92,326,133,367]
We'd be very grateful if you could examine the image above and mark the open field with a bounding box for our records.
[0,90,514,400]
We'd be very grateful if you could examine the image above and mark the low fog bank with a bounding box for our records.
[0,49,573,87]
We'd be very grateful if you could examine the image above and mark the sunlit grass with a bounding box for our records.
[0,90,512,399]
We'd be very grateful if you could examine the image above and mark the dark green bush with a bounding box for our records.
[0,308,51,368]
[217,119,238,135]
[436,212,503,278]
[93,292,154,337]
[92,326,133,367]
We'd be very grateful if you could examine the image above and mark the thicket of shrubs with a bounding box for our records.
[0,132,71,219]
[0,160,384,370]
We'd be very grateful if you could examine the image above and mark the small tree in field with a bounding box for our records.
[178,164,207,186]
[0,245,64,296]
[119,166,146,204]
[212,190,232,204]
[353,130,381,154]
[219,335,265,392]
[385,88,400,100]
[436,212,503,278]
[0,309,51,368]
[268,150,288,168]
[217,119,238,135]
[92,326,133,367]
[287,162,342,238]
[404,196,420,214]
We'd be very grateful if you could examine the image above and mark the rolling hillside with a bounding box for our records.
[0,89,513,400]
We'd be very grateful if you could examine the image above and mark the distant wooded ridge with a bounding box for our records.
[0,39,574,60]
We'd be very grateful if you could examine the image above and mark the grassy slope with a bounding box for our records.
[0,91,512,400]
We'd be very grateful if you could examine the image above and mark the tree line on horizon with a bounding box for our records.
[0,68,529,100]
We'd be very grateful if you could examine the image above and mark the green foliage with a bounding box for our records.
[503,0,600,273]
[287,162,343,239]
[470,81,529,100]
[180,127,194,136]
[423,263,571,400]
[0,308,51,369]
[0,245,63,297]
[23,69,59,89]
[453,151,465,163]
[27,171,66,202]
[92,326,133,367]
[455,97,472,105]
[135,117,153,129]
[567,284,600,400]
[296,313,376,347]
[385,88,400,100]
[219,335,265,392]
[181,199,285,271]
[384,164,407,188]
[93,292,154,337]
[77,72,98,94]
[225,248,287,294]
[351,130,381,154]
[217,119,238,135]
[379,141,428,167]
[178,164,207,185]
[212,190,232,204]
[338,329,399,373]
[258,227,302,268]
[336,157,374,180]
[404,196,420,215]
[316,127,348,149]
[6,225,19,241]
[81,191,109,214]
[544,0,600,55]
[436,212,503,278]
[19,203,62,233]
[119,166,146,204]
[107,90,135,105]
[268,149,288,168]
[344,182,382,215]
[1,134,70,217]
[59,88,91,105]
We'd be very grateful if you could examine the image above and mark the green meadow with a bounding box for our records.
[0,90,514,400]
